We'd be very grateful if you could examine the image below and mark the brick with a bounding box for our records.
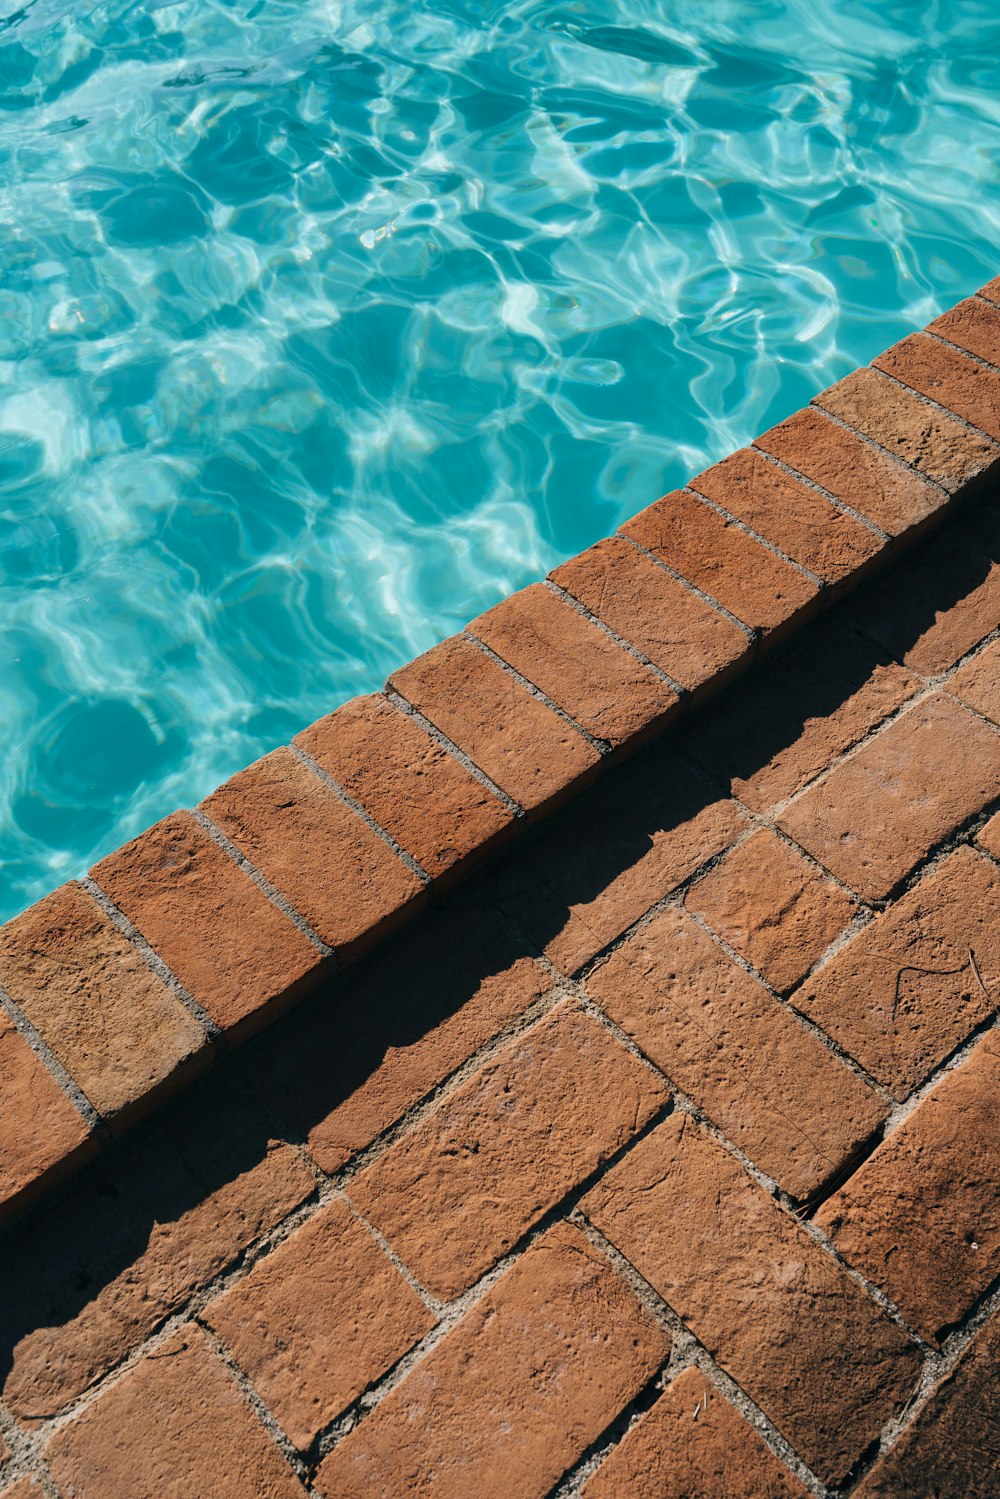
[977,809,1000,860]
[685,829,857,992]
[45,1324,306,1498]
[0,882,205,1123]
[755,405,946,536]
[550,536,749,689]
[813,366,999,492]
[315,1222,669,1499]
[777,693,1000,902]
[0,1482,40,1499]
[977,277,1000,308]
[948,637,1000,722]
[581,1366,808,1499]
[92,809,322,1036]
[582,1114,920,1485]
[620,488,818,634]
[295,694,512,880]
[874,333,1000,441]
[690,446,882,582]
[205,1199,434,1451]
[0,1007,91,1220]
[586,909,886,1199]
[927,294,1000,367]
[389,634,600,819]
[794,846,1000,1099]
[202,745,425,954]
[469,582,677,747]
[815,1032,1000,1345]
[350,1001,667,1297]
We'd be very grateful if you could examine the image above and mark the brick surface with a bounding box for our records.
[0,1007,91,1219]
[0,1481,39,1499]
[948,637,1000,722]
[92,809,322,1036]
[0,882,205,1122]
[586,910,886,1199]
[582,1114,921,1485]
[977,808,1000,861]
[350,1001,667,1297]
[315,1222,669,1499]
[295,694,512,880]
[816,1032,1000,1345]
[45,1324,306,1498]
[777,693,1000,901]
[389,633,601,818]
[620,487,818,633]
[927,294,1000,366]
[874,333,1000,441]
[685,829,857,992]
[205,1199,434,1451]
[469,582,678,747]
[794,846,1000,1099]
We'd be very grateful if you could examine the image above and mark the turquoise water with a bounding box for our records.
[2,0,1000,922]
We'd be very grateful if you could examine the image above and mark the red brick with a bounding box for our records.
[690,446,882,582]
[550,536,749,689]
[586,909,886,1199]
[389,634,601,819]
[45,1324,306,1497]
[977,809,1000,861]
[581,1366,808,1499]
[927,294,1000,367]
[948,636,1000,722]
[0,1007,91,1221]
[976,277,1000,308]
[0,883,205,1123]
[295,694,512,881]
[0,1481,40,1499]
[685,829,857,992]
[349,1001,667,1297]
[315,1222,669,1499]
[620,488,818,634]
[874,333,1000,441]
[794,846,1000,1099]
[777,693,1000,902]
[205,1199,435,1450]
[92,810,322,1037]
[815,1032,1000,1345]
[469,582,677,747]
[582,1114,921,1486]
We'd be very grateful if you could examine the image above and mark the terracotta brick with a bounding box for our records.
[927,294,1000,367]
[350,1001,667,1297]
[794,847,1000,1100]
[685,829,857,992]
[315,1222,669,1499]
[690,446,883,582]
[620,488,818,634]
[92,810,322,1037]
[875,333,1000,441]
[389,634,601,818]
[0,883,205,1123]
[295,694,512,880]
[0,1481,40,1499]
[582,1114,921,1486]
[777,693,1000,902]
[977,277,1000,308]
[586,909,886,1200]
[45,1324,306,1498]
[977,808,1000,861]
[815,1032,1000,1345]
[948,637,1000,722]
[550,536,749,689]
[755,405,946,536]
[581,1366,808,1499]
[205,1199,434,1451]
[0,1007,91,1221]
[469,582,678,747]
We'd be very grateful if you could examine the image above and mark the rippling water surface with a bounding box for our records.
[2,0,1000,919]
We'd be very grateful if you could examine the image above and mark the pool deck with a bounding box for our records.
[2,285,1000,1495]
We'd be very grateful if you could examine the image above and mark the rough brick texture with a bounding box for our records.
[875,333,1000,441]
[0,1007,91,1219]
[927,292,1000,365]
[949,637,1000,722]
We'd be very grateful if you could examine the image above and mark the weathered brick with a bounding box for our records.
[927,294,1000,367]
[977,808,1000,861]
[0,1480,40,1499]
[45,1325,306,1498]
[315,1222,669,1499]
[349,1001,667,1297]
[620,488,818,634]
[582,1114,921,1485]
[0,1007,91,1221]
[0,883,205,1123]
[92,810,322,1037]
[777,693,1000,902]
[389,634,601,819]
[948,637,1000,723]
[794,846,1000,1099]
[977,277,1000,308]
[205,1199,435,1451]
[874,333,1000,441]
[581,1366,808,1499]
[295,694,512,881]
[815,1032,1000,1345]
[685,829,857,992]
[586,910,886,1199]
[469,582,678,747]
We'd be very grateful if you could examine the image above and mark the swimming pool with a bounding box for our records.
[2,0,1000,922]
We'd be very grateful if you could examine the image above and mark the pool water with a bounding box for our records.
[2,0,1000,922]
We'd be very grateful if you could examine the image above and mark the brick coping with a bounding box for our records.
[3,279,1000,1231]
